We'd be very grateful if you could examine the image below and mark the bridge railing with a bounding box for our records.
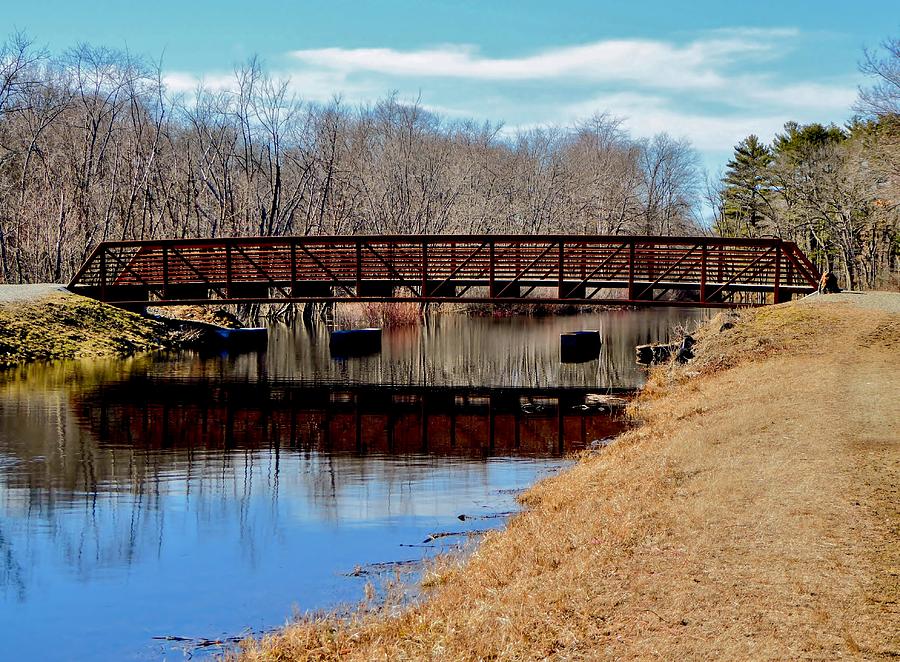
[68,235,820,306]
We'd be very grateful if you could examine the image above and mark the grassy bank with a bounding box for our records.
[236,294,899,660]
[0,290,172,366]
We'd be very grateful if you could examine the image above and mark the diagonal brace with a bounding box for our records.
[234,244,292,298]
[363,242,421,296]
[634,244,699,299]
[494,242,558,297]
[561,243,627,297]
[298,244,357,298]
[170,247,229,299]
[705,247,775,300]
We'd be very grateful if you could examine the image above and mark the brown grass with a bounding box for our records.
[334,301,422,327]
[235,297,900,661]
[150,304,244,328]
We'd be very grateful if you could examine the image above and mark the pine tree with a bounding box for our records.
[773,121,847,162]
[719,135,774,237]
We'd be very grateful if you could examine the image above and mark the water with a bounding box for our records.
[0,308,705,661]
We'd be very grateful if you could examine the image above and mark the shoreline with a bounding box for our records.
[0,288,678,367]
[235,293,899,660]
[0,288,174,367]
[0,287,255,368]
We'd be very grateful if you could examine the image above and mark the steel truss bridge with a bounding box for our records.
[68,235,820,307]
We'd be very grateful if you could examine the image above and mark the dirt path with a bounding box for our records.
[801,290,900,313]
[237,294,899,660]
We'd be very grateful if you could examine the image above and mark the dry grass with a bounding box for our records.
[0,291,171,366]
[236,297,900,661]
[455,302,586,317]
[150,304,244,328]
[334,301,422,327]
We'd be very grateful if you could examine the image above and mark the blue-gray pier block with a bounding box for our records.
[211,327,268,351]
[560,330,601,363]
[329,327,382,357]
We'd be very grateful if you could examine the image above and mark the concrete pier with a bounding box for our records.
[330,328,382,357]
[560,330,601,363]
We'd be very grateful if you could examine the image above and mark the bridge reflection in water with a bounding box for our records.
[75,378,631,458]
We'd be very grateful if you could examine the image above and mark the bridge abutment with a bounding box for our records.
[165,284,211,301]
[700,287,724,304]
[774,289,793,304]
[228,282,270,299]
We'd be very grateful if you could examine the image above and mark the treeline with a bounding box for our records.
[714,38,900,290]
[3,32,897,290]
[0,34,701,284]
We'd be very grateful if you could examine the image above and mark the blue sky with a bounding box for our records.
[6,0,897,172]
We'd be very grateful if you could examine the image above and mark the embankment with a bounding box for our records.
[0,287,172,366]
[236,293,899,660]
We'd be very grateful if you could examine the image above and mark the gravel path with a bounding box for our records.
[0,284,67,304]
[801,290,900,314]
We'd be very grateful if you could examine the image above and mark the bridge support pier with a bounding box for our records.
[90,285,150,304]
[774,289,792,304]
[229,282,270,299]
[165,284,210,301]
[700,287,724,304]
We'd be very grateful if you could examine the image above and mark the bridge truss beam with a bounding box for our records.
[68,235,821,308]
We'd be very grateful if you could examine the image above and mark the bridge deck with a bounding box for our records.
[68,235,820,307]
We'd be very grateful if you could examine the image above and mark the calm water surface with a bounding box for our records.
[0,309,705,661]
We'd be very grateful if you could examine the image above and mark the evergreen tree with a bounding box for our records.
[719,135,774,237]
[773,121,847,162]
[769,122,849,273]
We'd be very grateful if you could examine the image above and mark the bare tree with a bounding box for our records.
[0,33,714,285]
[857,37,900,118]
[638,134,702,235]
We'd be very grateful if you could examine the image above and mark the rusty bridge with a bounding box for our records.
[68,235,820,307]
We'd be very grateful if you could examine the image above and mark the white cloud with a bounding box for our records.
[287,35,785,91]
[162,71,238,94]
[282,31,857,128]
[559,88,853,152]
[522,92,778,150]
[164,68,375,103]
[703,27,801,39]
[606,103,785,151]
[741,81,858,111]
[162,28,860,162]
[161,72,202,94]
